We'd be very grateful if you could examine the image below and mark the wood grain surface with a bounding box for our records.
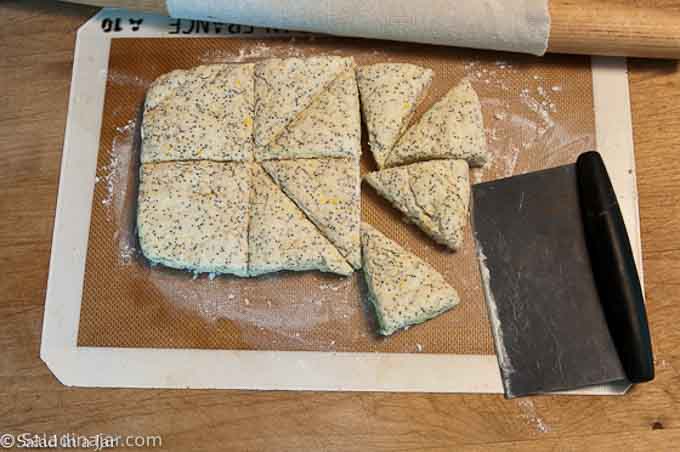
[549,0,680,58]
[2,1,680,451]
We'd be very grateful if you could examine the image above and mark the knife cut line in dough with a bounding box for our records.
[356,63,433,168]
[256,69,362,160]
[253,56,354,148]
[385,79,489,168]
[248,164,353,276]
[261,158,362,269]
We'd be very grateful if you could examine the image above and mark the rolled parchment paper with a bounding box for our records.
[166,0,551,56]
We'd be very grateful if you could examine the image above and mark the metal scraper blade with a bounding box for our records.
[472,163,627,398]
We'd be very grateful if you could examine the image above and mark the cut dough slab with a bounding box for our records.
[356,63,433,168]
[384,79,489,168]
[361,223,460,336]
[253,56,354,147]
[249,165,353,277]
[142,63,255,163]
[137,161,250,277]
[364,160,470,250]
[256,69,361,160]
[261,158,361,269]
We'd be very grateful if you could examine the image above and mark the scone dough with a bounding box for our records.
[249,165,353,276]
[364,160,470,250]
[356,63,433,168]
[142,63,255,163]
[137,161,250,276]
[257,69,361,160]
[262,158,361,269]
[385,79,489,168]
[253,56,354,147]
[361,223,460,336]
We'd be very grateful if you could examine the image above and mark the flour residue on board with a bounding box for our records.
[199,40,312,64]
[200,42,279,63]
[198,37,388,66]
[464,60,593,179]
[146,268,359,350]
[475,242,515,395]
[107,71,151,88]
[98,118,140,265]
[517,399,551,433]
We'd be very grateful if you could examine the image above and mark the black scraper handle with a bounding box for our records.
[577,151,654,383]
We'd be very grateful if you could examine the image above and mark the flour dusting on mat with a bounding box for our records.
[104,118,139,265]
[199,40,315,64]
[200,43,275,63]
[107,70,150,88]
[102,120,133,212]
[462,61,588,180]
[146,269,355,349]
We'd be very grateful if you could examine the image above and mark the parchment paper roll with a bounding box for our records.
[166,0,551,56]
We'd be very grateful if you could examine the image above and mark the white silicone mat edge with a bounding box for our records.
[41,9,640,394]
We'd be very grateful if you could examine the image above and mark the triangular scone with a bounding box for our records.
[256,70,361,160]
[253,56,354,147]
[142,63,254,163]
[261,159,361,269]
[364,160,470,250]
[248,165,353,277]
[384,79,489,168]
[137,161,250,277]
[356,63,433,168]
[361,223,460,336]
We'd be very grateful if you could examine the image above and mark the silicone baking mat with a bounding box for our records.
[76,37,595,354]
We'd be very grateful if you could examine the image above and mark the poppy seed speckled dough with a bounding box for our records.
[137,161,250,277]
[138,58,362,278]
[364,160,470,250]
[248,165,353,276]
[356,63,433,168]
[142,63,255,163]
[361,223,460,336]
[262,158,362,270]
[385,79,489,168]
[257,69,362,160]
[253,56,354,148]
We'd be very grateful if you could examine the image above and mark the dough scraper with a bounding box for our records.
[472,151,654,398]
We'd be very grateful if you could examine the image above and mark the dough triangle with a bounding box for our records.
[361,223,460,336]
[256,70,361,160]
[253,56,354,147]
[385,79,489,168]
[356,63,433,168]
[248,165,353,277]
[142,63,255,163]
[261,158,361,269]
[364,160,470,250]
